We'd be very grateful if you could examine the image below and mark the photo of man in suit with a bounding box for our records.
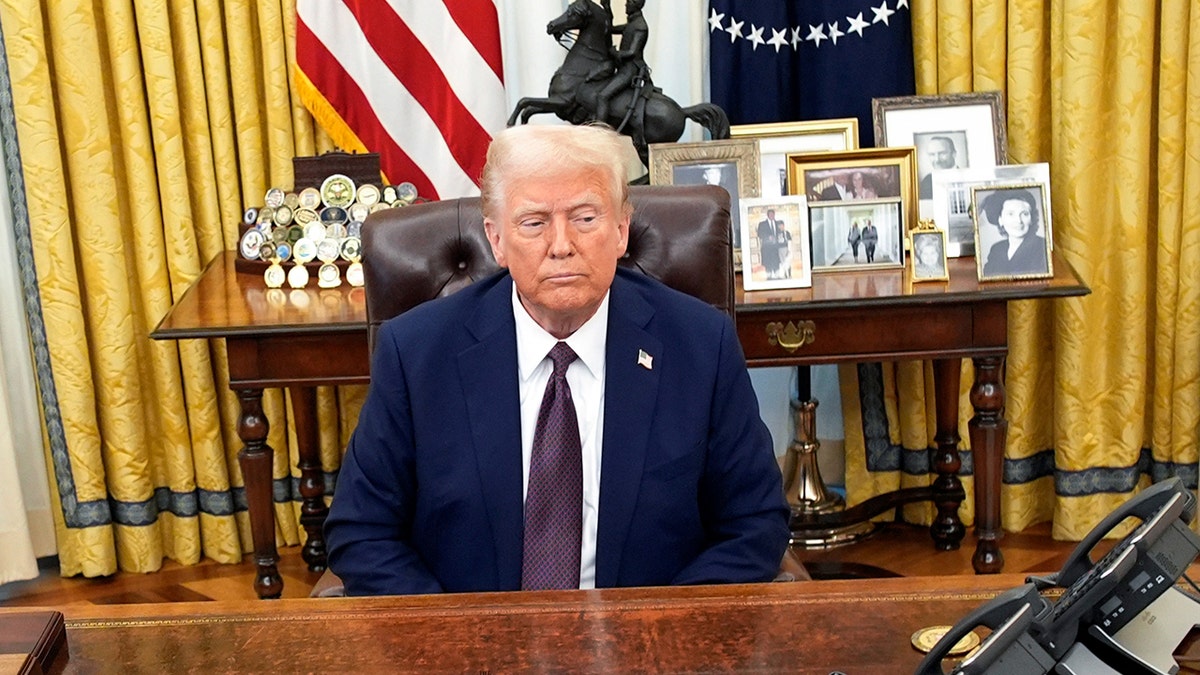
[756,208,791,279]
[325,124,790,596]
[815,172,852,201]
[917,134,961,199]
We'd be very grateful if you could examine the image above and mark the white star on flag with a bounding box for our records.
[747,24,766,50]
[872,1,896,25]
[847,12,870,37]
[767,28,789,53]
[726,17,744,42]
[806,23,828,47]
[708,8,725,32]
[637,350,653,371]
[828,21,844,45]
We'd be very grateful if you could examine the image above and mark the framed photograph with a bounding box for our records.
[931,162,1052,258]
[807,202,904,272]
[738,196,812,291]
[971,183,1054,282]
[910,228,949,282]
[648,138,760,265]
[871,91,1008,225]
[730,118,859,198]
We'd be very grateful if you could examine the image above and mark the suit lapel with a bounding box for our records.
[595,276,661,587]
[458,276,524,589]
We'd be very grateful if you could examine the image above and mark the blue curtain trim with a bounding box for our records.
[856,362,1198,491]
[66,472,341,528]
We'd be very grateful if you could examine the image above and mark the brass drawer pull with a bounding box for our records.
[766,320,816,352]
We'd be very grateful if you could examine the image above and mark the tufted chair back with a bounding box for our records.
[361,184,734,353]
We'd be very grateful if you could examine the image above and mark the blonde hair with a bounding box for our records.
[479,124,631,221]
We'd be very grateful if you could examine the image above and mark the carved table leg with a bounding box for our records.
[290,386,328,572]
[969,356,1007,574]
[931,359,967,551]
[236,388,283,599]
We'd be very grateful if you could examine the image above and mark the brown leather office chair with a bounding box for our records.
[311,183,805,597]
[360,183,735,351]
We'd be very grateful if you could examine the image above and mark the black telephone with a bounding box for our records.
[912,477,1200,675]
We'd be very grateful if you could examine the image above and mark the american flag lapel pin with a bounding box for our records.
[637,349,653,370]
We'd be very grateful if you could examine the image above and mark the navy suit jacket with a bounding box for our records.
[325,268,790,595]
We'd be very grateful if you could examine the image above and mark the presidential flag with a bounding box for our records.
[708,0,915,147]
[295,0,507,200]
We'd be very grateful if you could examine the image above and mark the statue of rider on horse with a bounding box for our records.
[507,0,730,167]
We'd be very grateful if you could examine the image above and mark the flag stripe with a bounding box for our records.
[440,0,504,81]
[296,20,439,197]
[344,1,495,187]
[296,0,505,200]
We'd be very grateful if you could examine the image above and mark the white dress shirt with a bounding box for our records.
[511,285,608,589]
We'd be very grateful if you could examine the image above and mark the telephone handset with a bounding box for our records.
[911,477,1200,675]
[914,583,1055,675]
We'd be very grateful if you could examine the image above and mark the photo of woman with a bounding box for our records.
[973,185,1053,280]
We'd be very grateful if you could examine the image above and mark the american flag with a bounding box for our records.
[294,0,507,200]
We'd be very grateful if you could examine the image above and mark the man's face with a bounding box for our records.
[484,168,629,336]
[626,0,644,13]
[926,139,957,170]
[766,210,775,220]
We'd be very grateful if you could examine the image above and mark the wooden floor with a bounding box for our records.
[0,521,1122,607]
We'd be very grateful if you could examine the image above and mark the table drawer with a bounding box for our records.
[736,303,1003,365]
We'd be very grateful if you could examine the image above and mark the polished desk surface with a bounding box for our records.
[29,575,1040,674]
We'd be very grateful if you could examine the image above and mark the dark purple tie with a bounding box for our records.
[521,342,583,590]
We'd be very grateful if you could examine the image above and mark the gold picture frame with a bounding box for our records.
[910,227,949,283]
[648,138,760,267]
[786,147,917,273]
[731,119,859,198]
[971,182,1054,282]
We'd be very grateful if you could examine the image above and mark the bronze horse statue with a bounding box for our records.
[506,0,730,166]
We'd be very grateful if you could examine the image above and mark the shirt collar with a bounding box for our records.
[512,283,609,383]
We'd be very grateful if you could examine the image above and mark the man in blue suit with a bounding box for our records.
[325,123,790,595]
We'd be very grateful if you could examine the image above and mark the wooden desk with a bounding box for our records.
[36,575,1035,673]
[153,251,1087,598]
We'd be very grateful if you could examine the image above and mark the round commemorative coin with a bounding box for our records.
[293,207,318,225]
[326,223,348,240]
[355,183,381,208]
[283,191,300,210]
[274,242,292,262]
[317,262,342,288]
[320,173,357,208]
[264,262,286,289]
[242,207,259,225]
[348,202,370,224]
[271,226,288,244]
[303,221,328,243]
[316,237,341,264]
[272,204,294,227]
[395,181,418,204]
[910,626,980,657]
[345,261,364,287]
[239,228,265,260]
[346,221,363,239]
[258,240,277,262]
[293,237,318,264]
[298,187,322,211]
[263,187,286,209]
[257,206,275,225]
[320,206,349,227]
[382,185,398,204]
[286,263,310,289]
[340,236,362,261]
[286,224,304,244]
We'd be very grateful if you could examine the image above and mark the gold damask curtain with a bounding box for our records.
[0,0,363,578]
[845,0,1200,539]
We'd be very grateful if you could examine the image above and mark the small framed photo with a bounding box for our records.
[931,162,1052,258]
[648,138,760,260]
[971,183,1054,281]
[730,118,859,198]
[910,228,949,282]
[738,196,812,291]
[807,201,904,272]
[871,91,1007,223]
